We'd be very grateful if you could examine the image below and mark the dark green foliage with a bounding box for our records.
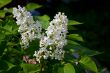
[0,1,100,73]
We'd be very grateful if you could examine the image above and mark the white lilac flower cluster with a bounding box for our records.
[13,5,68,63]
[33,12,68,63]
[13,5,42,48]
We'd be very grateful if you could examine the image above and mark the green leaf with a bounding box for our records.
[26,39,39,55]
[37,15,50,29]
[73,63,86,73]
[26,3,42,10]
[2,17,18,35]
[68,20,82,25]
[0,32,5,43]
[64,63,75,73]
[68,40,80,45]
[57,66,64,73]
[64,44,79,53]
[0,41,7,56]
[68,26,78,30]
[79,56,98,73]
[7,66,21,73]
[18,71,25,73]
[64,52,76,62]
[52,63,64,73]
[78,48,100,56]
[5,61,15,71]
[4,8,13,13]
[67,34,84,42]
[0,60,8,70]
[0,10,6,18]
[3,24,12,32]
[0,19,2,21]
[0,0,12,8]
[21,63,40,73]
[64,44,99,56]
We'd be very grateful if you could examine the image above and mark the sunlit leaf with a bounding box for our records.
[0,0,12,8]
[79,56,98,73]
[0,10,6,18]
[64,63,75,73]
[26,3,42,10]
[68,40,80,45]
[67,34,84,42]
[37,15,50,29]
[21,63,40,73]
[68,20,82,25]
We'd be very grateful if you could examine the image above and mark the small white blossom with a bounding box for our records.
[34,12,68,63]
[13,5,42,49]
[33,48,50,63]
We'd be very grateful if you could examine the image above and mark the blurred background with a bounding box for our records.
[1,0,110,71]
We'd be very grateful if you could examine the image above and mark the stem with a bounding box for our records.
[40,59,45,73]
[40,63,43,73]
